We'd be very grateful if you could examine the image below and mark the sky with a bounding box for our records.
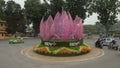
[5,0,25,8]
[4,0,120,25]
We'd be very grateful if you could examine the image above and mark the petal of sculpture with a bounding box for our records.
[43,15,53,41]
[39,11,84,41]
[39,18,45,40]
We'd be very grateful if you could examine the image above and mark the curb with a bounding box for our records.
[21,46,104,62]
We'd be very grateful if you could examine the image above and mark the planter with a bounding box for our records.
[33,40,91,57]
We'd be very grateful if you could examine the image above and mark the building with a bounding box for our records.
[0,20,6,39]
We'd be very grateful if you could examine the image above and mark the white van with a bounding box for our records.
[102,38,115,46]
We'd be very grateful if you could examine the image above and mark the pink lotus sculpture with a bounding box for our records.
[39,11,84,41]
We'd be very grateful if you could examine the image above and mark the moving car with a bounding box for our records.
[9,37,24,44]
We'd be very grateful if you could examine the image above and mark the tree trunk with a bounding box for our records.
[105,24,110,37]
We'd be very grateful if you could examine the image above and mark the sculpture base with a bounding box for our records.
[33,41,91,57]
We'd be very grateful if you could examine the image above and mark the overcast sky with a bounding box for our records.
[5,0,120,25]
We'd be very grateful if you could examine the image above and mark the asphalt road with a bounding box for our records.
[0,37,120,68]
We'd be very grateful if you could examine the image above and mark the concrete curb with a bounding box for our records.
[21,46,104,62]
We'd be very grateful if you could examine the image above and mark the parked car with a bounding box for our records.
[9,37,24,44]
[102,38,115,46]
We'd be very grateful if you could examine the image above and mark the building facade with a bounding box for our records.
[0,20,6,39]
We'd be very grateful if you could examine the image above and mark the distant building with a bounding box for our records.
[25,26,34,37]
[0,20,7,39]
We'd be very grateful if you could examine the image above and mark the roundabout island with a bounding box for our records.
[21,11,104,62]
[20,11,105,62]
[33,11,91,57]
[22,46,104,62]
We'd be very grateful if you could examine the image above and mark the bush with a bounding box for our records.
[33,43,91,57]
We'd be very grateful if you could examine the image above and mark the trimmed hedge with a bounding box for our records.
[33,41,91,57]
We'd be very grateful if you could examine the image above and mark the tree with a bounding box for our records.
[88,0,120,36]
[95,22,105,34]
[48,0,65,17]
[65,0,91,20]
[84,25,96,34]
[24,0,47,36]
[110,20,120,31]
[24,0,93,36]
[5,0,26,34]
[0,0,5,20]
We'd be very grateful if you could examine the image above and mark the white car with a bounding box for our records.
[102,38,115,46]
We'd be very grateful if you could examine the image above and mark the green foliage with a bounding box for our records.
[65,0,91,20]
[88,0,120,36]
[84,25,97,34]
[0,0,5,20]
[110,21,120,31]
[84,23,106,34]
[24,0,92,35]
[5,0,26,34]
[24,0,47,35]
[48,0,65,17]
[34,43,91,57]
[38,44,61,51]
[40,40,86,51]
[41,40,83,47]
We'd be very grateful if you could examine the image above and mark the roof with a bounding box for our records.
[0,20,6,23]
[0,31,6,33]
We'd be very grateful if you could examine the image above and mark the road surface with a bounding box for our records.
[0,37,120,68]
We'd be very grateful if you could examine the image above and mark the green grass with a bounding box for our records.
[34,41,91,57]
[42,40,84,46]
[38,40,88,51]
[38,43,81,51]
[38,43,62,51]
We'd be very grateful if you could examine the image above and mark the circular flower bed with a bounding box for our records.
[33,11,92,57]
[33,41,91,57]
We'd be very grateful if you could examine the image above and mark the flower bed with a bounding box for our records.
[33,11,91,57]
[33,41,91,57]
